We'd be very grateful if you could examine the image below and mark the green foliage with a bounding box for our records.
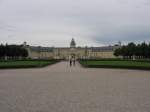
[0,44,28,59]
[0,60,59,69]
[79,60,150,70]
[114,42,150,59]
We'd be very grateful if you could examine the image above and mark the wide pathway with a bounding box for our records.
[0,61,150,112]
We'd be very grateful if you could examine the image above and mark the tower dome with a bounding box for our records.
[70,38,76,48]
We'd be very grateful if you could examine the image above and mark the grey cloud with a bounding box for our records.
[0,0,150,46]
[142,0,150,5]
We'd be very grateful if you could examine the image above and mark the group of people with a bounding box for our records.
[69,57,76,67]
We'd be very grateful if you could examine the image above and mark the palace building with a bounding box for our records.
[23,38,121,59]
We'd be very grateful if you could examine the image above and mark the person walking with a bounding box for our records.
[69,56,72,67]
[73,57,76,66]
[70,59,72,67]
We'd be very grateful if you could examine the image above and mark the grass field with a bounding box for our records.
[0,60,59,69]
[79,60,150,70]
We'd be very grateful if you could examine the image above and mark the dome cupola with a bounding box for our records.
[70,38,76,48]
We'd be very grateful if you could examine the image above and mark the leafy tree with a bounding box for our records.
[0,44,28,60]
[127,42,136,59]
[114,42,150,59]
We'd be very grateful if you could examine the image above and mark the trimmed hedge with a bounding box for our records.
[79,60,150,70]
[0,60,60,69]
[79,58,150,62]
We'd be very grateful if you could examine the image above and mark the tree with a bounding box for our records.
[114,48,122,57]
[0,44,28,59]
[114,42,150,59]
[127,42,136,59]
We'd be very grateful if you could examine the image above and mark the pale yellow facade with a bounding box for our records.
[24,39,120,59]
[89,51,116,59]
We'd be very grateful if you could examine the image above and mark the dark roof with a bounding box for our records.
[91,46,120,52]
[29,46,53,52]
[70,38,76,46]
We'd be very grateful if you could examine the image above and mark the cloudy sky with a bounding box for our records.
[0,0,150,47]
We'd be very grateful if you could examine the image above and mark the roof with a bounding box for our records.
[70,38,76,46]
[91,46,120,52]
[29,46,53,52]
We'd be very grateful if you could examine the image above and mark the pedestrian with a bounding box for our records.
[69,58,72,67]
[73,58,76,66]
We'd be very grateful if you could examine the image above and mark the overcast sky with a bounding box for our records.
[0,0,150,47]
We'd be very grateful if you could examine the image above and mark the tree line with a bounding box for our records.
[114,42,150,59]
[0,44,28,60]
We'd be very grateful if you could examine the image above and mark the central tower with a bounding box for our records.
[70,38,76,48]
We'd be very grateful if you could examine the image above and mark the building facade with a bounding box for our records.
[23,39,120,59]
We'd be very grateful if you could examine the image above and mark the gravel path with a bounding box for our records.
[0,61,150,112]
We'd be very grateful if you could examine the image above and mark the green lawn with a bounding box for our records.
[0,60,59,69]
[79,60,150,70]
